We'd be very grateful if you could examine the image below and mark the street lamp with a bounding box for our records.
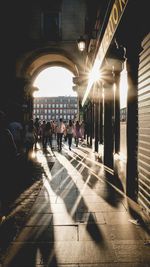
[77,36,86,52]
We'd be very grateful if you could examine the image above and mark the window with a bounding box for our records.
[42,12,61,41]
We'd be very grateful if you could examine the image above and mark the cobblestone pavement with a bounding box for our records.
[0,154,44,262]
[0,141,150,267]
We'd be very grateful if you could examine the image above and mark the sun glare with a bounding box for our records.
[33,67,77,97]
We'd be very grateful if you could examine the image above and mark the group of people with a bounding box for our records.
[26,117,85,152]
[0,110,85,162]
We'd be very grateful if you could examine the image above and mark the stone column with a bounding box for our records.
[104,80,114,169]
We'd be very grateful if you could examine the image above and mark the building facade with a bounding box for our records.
[75,1,150,217]
[33,96,78,122]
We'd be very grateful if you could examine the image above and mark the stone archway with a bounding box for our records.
[16,51,79,80]
[16,51,80,121]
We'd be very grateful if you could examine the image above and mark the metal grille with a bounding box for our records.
[138,32,150,216]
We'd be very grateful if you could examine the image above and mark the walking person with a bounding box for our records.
[80,120,85,141]
[24,119,36,159]
[66,119,74,150]
[74,120,81,147]
[44,121,53,149]
[39,120,46,149]
[56,118,66,152]
[34,117,40,149]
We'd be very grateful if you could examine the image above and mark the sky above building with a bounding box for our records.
[33,66,77,97]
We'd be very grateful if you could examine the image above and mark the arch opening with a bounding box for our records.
[33,66,77,98]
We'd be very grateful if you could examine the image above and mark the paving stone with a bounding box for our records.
[52,213,75,225]
[29,203,52,214]
[50,203,75,213]
[94,212,106,224]
[25,213,53,226]
[112,240,150,263]
[75,212,97,224]
[6,241,113,265]
[13,225,78,242]
[56,192,80,204]
[79,264,150,267]
[109,224,145,240]
[80,194,105,203]
[78,224,113,242]
[102,211,132,225]
[87,202,126,212]
[2,243,52,267]
[35,196,57,204]
[49,241,117,264]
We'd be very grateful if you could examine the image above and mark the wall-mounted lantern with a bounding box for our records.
[77,36,86,52]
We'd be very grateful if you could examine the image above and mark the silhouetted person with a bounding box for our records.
[74,120,81,147]
[56,118,66,152]
[9,116,24,153]
[80,120,85,141]
[24,119,36,159]
[39,120,46,149]
[44,121,53,149]
[0,110,17,220]
[34,117,40,149]
[66,119,74,150]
